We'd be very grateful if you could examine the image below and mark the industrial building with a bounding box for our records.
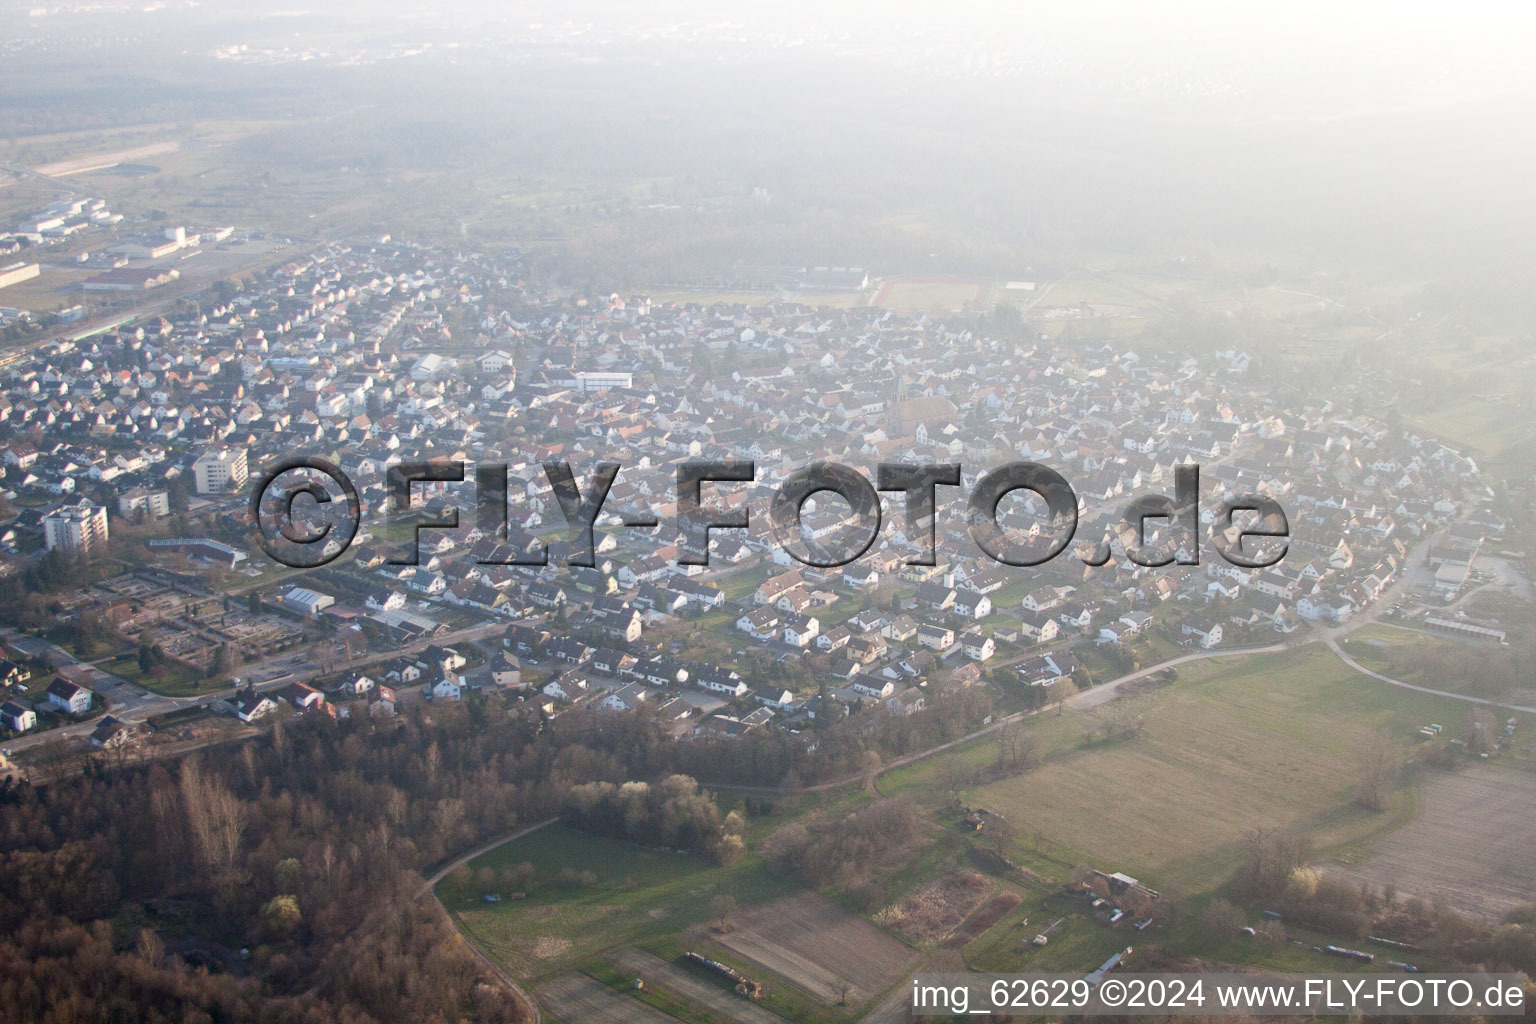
[81,267,180,291]
[0,262,40,290]
[108,237,184,260]
[146,538,249,569]
[281,587,335,616]
[565,370,634,391]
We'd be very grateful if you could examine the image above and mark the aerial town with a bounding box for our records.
[3,4,1534,1019]
[0,233,1508,761]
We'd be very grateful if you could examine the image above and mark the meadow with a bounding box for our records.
[437,825,796,981]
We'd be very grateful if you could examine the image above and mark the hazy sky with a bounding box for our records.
[17,0,1536,122]
[403,0,1536,118]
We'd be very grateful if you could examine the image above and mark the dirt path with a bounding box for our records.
[417,817,560,1024]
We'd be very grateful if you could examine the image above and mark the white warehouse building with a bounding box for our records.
[281,587,335,616]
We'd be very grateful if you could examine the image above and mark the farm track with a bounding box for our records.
[536,972,681,1024]
[1327,638,1536,714]
[711,892,920,1006]
[609,948,791,1024]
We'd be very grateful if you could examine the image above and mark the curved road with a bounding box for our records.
[416,817,561,1024]
[1328,638,1536,715]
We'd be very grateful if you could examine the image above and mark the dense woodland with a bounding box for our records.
[0,675,998,1022]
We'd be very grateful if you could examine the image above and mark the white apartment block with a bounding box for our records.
[192,447,249,494]
[118,487,170,519]
[43,504,109,556]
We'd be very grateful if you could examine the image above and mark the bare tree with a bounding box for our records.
[1355,732,1396,811]
[1051,678,1078,716]
[1200,898,1245,941]
[984,811,1016,854]
[995,720,1042,776]
[941,759,969,809]
[180,756,246,880]
[710,893,736,932]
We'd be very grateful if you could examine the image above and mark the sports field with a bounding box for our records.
[964,644,1484,895]
[872,277,991,313]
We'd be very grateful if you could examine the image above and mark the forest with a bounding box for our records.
[0,673,998,1022]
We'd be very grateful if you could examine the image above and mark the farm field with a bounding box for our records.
[963,644,1484,896]
[709,892,919,1006]
[537,971,680,1024]
[608,948,790,1024]
[875,868,993,945]
[1330,765,1536,923]
[439,825,794,980]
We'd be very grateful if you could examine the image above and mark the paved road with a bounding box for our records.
[1070,641,1285,708]
[1,628,150,747]
[1327,638,1536,715]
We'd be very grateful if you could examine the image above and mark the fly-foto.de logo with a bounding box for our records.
[251,458,1288,572]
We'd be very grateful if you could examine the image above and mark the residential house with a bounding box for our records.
[783,613,820,648]
[960,626,996,661]
[90,715,141,748]
[489,653,522,689]
[234,690,278,722]
[1180,615,1223,648]
[916,624,956,653]
[46,678,93,715]
[1019,609,1060,644]
[0,701,36,732]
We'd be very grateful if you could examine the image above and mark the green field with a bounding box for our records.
[960,644,1483,896]
[1337,625,1456,685]
[101,653,210,697]
[438,825,796,981]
